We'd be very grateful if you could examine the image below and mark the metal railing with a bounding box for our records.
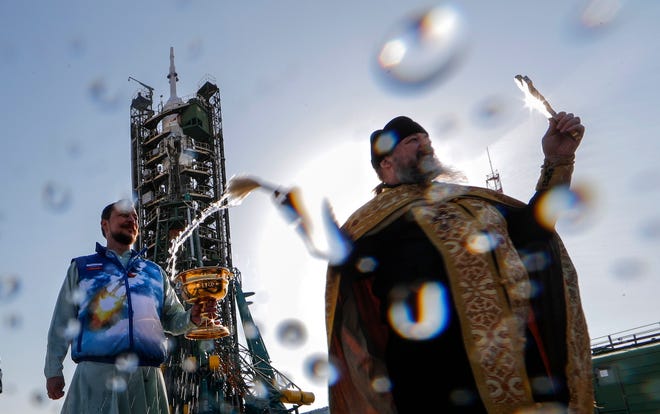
[591,322,660,355]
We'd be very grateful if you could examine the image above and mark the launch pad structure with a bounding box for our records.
[129,47,315,414]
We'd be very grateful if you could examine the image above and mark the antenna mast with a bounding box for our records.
[485,147,503,193]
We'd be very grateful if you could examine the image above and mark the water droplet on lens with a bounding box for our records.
[535,184,595,232]
[356,256,377,273]
[88,77,123,111]
[304,353,335,385]
[187,38,204,60]
[374,4,469,92]
[0,274,21,302]
[387,281,449,340]
[611,257,646,280]
[3,313,22,329]
[276,319,307,347]
[182,356,198,373]
[472,95,513,128]
[243,321,260,339]
[115,353,139,373]
[371,376,392,393]
[42,181,73,213]
[30,390,48,406]
[63,318,81,340]
[106,375,127,392]
[252,380,269,398]
[581,0,621,29]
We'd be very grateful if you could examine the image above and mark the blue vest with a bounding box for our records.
[71,243,167,366]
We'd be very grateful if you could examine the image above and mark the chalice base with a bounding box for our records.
[185,323,230,340]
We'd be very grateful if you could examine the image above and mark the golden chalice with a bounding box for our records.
[174,266,233,340]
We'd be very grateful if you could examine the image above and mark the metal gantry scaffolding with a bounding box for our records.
[485,147,503,193]
[129,48,314,414]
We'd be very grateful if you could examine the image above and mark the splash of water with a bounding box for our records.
[166,174,350,279]
[167,194,227,278]
[166,175,275,278]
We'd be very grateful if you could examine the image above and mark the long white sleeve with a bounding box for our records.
[44,262,79,378]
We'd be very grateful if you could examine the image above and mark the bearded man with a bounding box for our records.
[325,115,593,413]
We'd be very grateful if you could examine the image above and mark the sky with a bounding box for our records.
[1,0,659,412]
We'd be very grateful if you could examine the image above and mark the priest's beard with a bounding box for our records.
[395,152,445,184]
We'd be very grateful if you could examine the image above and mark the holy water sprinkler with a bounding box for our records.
[514,74,556,118]
[222,175,278,206]
[514,74,580,139]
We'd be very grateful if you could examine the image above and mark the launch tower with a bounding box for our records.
[129,47,314,414]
